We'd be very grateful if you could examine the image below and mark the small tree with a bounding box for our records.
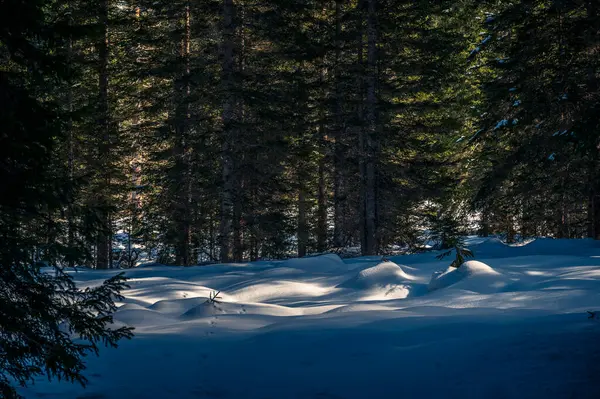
[436,245,475,269]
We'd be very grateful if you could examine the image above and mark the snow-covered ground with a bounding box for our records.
[21,238,600,398]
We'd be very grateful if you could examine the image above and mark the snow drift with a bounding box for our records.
[20,238,600,399]
[428,260,508,293]
[337,261,415,300]
[285,253,347,273]
[338,261,413,289]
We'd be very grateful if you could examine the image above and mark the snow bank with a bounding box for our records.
[338,262,413,290]
[20,238,600,399]
[428,260,507,293]
[285,254,347,273]
[112,308,177,326]
[227,280,330,303]
[467,237,600,258]
[149,296,208,316]
[336,262,415,300]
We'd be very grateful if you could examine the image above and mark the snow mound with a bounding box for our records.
[227,281,329,303]
[285,254,346,273]
[257,267,305,277]
[180,302,227,319]
[337,262,414,290]
[325,303,392,313]
[428,260,508,293]
[113,308,177,327]
[181,301,300,319]
[149,296,209,316]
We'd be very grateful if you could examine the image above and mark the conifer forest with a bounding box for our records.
[2,1,600,398]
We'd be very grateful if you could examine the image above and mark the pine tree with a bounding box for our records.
[469,0,600,239]
[0,0,134,396]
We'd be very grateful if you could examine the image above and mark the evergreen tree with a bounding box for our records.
[0,0,133,397]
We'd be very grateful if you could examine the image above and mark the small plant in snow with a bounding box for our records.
[206,290,222,305]
[436,245,474,268]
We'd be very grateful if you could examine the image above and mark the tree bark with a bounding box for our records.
[66,7,75,268]
[586,0,600,239]
[333,0,345,248]
[363,0,378,255]
[316,60,328,253]
[317,156,328,252]
[357,2,367,253]
[298,188,308,257]
[174,1,192,266]
[232,4,246,262]
[220,0,236,262]
[96,0,110,269]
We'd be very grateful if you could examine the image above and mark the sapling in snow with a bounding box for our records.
[206,290,222,305]
[436,245,475,268]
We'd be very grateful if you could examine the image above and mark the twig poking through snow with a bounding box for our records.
[206,290,222,305]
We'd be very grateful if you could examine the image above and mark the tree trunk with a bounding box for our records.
[316,61,328,253]
[586,0,600,239]
[363,0,378,255]
[96,0,110,269]
[174,1,192,266]
[66,9,75,268]
[232,4,246,262]
[481,207,490,237]
[220,0,235,262]
[333,0,345,248]
[317,156,327,252]
[357,3,367,253]
[298,188,308,257]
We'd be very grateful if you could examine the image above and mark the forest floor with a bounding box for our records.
[21,237,600,399]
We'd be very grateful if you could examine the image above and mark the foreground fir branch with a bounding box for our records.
[0,267,134,399]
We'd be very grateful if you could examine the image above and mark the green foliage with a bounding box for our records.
[1,0,134,396]
[0,269,134,399]
[436,245,475,269]
[467,0,600,239]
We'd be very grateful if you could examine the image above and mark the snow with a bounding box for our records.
[19,238,600,399]
[469,46,481,57]
[469,128,484,141]
[428,260,508,293]
[494,119,509,130]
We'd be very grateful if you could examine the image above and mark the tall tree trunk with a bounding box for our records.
[586,0,600,239]
[298,188,308,257]
[174,1,192,266]
[220,0,235,262]
[96,0,110,269]
[587,190,594,238]
[66,8,75,268]
[363,0,378,255]
[316,64,328,253]
[357,3,367,253]
[232,4,246,262]
[333,0,345,248]
[317,156,327,252]
[481,207,490,237]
